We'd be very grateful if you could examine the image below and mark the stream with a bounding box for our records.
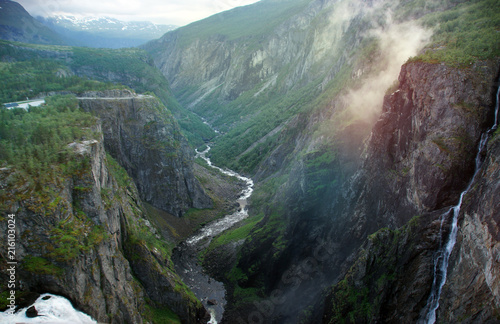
[172,146,254,324]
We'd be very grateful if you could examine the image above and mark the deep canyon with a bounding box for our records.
[0,0,499,323]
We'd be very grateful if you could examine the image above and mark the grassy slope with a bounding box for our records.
[403,0,500,66]
[154,0,376,174]
[176,0,311,46]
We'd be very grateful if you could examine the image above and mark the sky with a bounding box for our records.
[16,0,261,26]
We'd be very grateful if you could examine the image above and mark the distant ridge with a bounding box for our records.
[37,15,177,48]
[0,0,67,45]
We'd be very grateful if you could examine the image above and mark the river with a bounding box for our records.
[172,146,254,324]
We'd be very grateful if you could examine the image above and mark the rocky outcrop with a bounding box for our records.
[322,212,443,323]
[125,240,210,324]
[0,119,208,323]
[78,90,212,217]
[0,124,144,323]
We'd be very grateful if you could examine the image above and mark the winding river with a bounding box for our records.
[172,146,254,324]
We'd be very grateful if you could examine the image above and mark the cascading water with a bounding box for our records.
[0,294,96,324]
[172,146,254,324]
[420,83,500,324]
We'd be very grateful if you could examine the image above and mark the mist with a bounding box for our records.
[345,17,433,121]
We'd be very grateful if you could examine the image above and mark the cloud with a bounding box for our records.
[16,0,261,26]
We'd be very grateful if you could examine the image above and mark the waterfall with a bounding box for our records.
[420,83,500,324]
[0,294,96,324]
[493,85,500,130]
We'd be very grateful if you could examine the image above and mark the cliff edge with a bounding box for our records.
[78,90,212,217]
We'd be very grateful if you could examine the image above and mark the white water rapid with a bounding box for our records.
[0,293,97,324]
[421,84,500,324]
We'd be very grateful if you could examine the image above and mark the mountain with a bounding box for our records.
[0,0,66,45]
[37,15,177,48]
[145,0,500,322]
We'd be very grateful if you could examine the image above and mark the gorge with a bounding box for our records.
[173,146,254,324]
[0,0,499,323]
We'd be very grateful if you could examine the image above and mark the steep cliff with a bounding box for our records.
[0,122,144,323]
[0,100,208,323]
[438,123,500,322]
[321,61,500,323]
[78,90,212,217]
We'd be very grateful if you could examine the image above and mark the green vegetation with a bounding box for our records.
[0,95,95,169]
[302,148,339,204]
[201,213,264,261]
[126,220,175,263]
[327,216,422,323]
[0,95,99,212]
[408,0,500,66]
[222,210,288,306]
[0,57,125,104]
[143,303,181,324]
[48,217,108,262]
[0,40,214,147]
[22,256,63,276]
[211,214,263,249]
[208,78,324,171]
[106,152,133,189]
[328,278,372,324]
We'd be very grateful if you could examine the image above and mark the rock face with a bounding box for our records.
[320,61,500,323]
[217,59,498,323]
[78,90,212,216]
[332,61,498,248]
[0,120,208,323]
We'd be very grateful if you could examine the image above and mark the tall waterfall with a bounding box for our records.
[420,83,500,324]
